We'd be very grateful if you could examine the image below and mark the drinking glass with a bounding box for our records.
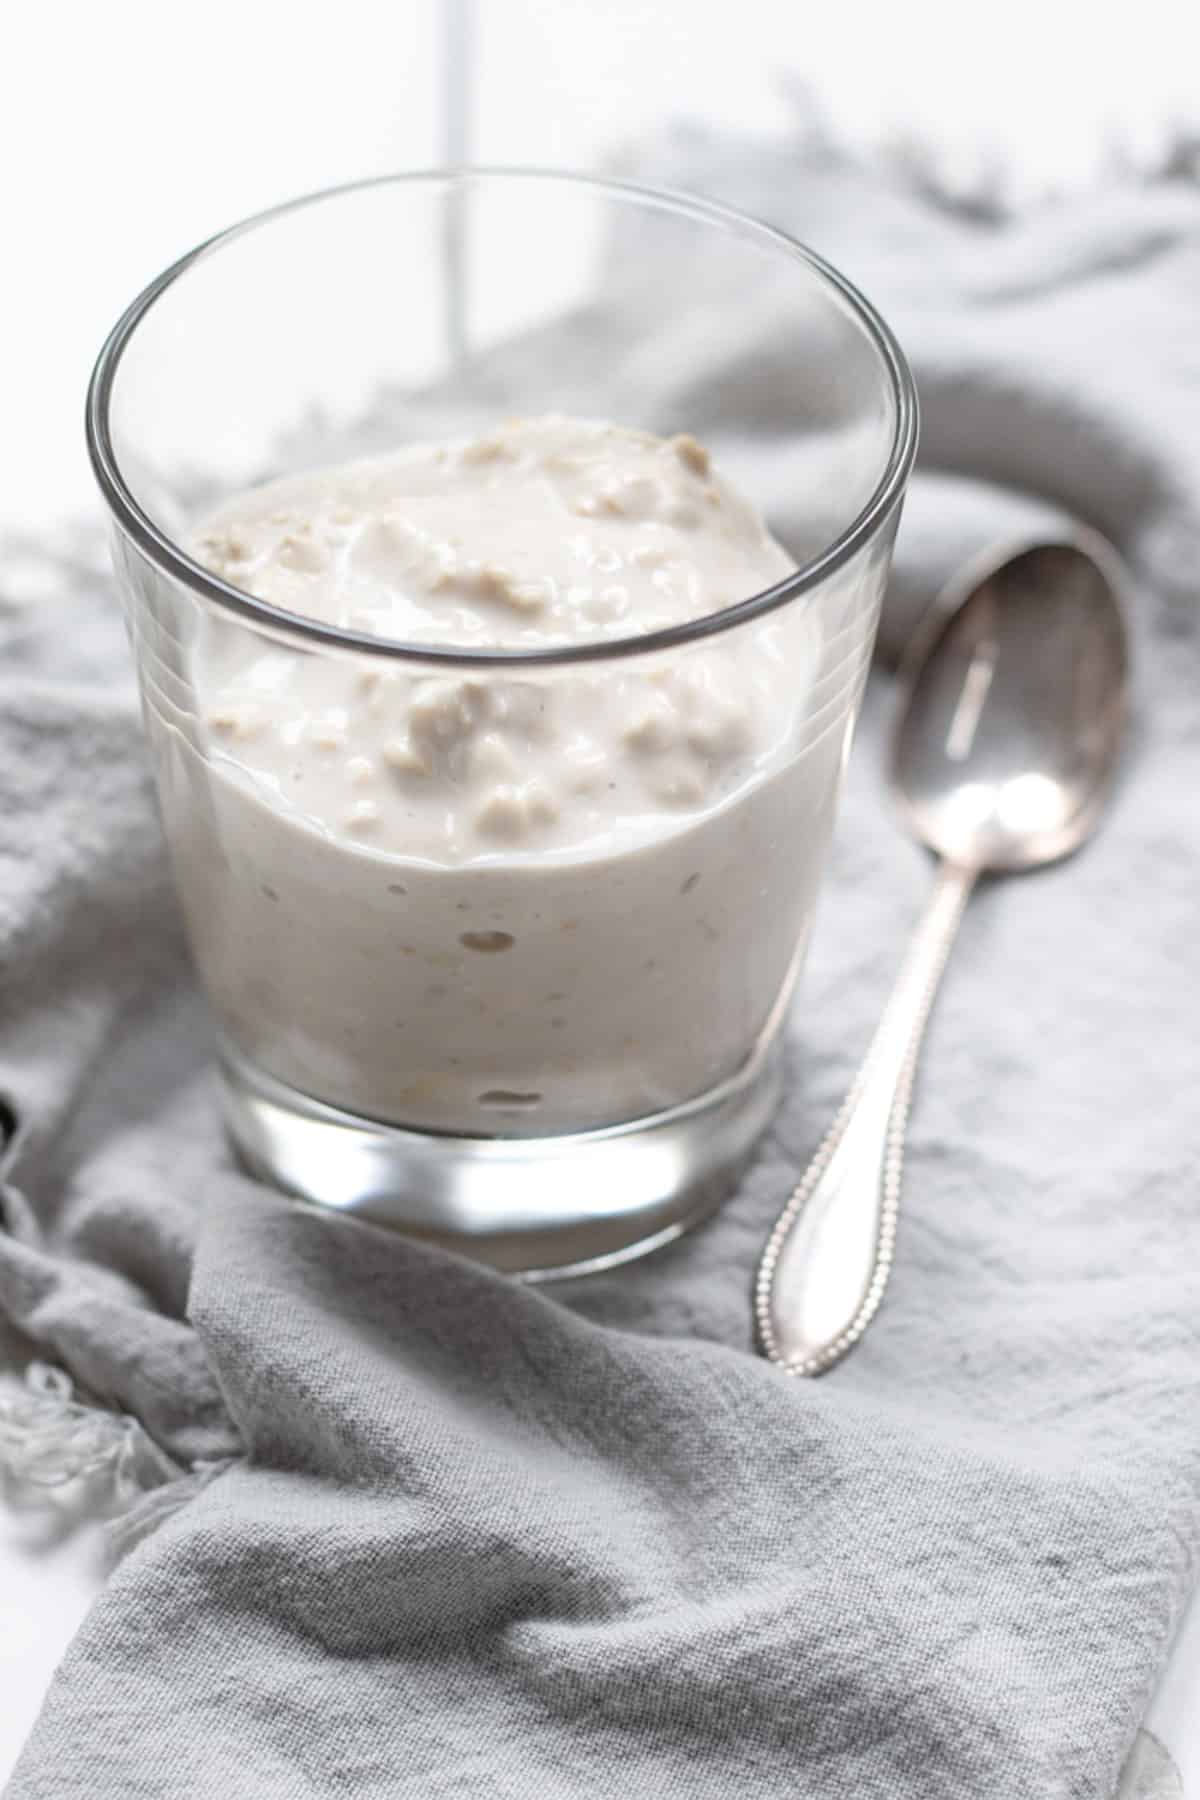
[87,170,917,1275]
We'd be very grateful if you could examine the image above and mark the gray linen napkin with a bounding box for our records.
[3,135,1200,1798]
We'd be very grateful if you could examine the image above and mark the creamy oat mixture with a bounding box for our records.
[193,416,800,860]
[151,417,858,1134]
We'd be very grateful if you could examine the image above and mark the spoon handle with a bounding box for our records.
[755,860,977,1375]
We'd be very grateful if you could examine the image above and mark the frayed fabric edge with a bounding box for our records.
[651,78,1200,226]
[0,1359,237,1556]
[106,1454,238,1557]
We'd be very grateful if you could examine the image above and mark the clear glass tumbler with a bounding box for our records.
[87,170,916,1276]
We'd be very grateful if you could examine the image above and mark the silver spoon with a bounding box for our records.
[755,532,1131,1376]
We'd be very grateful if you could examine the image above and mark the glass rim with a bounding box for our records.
[85,165,919,670]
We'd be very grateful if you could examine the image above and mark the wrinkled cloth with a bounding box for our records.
[3,132,1200,1799]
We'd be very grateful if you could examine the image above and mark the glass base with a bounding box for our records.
[219,1041,783,1279]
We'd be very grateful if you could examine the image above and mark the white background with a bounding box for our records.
[3,0,1200,1788]
[3,0,1198,532]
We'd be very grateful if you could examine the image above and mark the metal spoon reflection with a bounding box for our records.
[755,533,1131,1376]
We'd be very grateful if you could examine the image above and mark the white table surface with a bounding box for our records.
[3,1,1199,1788]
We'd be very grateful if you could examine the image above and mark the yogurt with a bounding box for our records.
[155,417,864,1135]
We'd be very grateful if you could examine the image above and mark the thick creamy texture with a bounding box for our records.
[155,417,865,1135]
[193,417,799,859]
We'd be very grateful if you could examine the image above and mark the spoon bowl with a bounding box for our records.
[894,536,1130,872]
